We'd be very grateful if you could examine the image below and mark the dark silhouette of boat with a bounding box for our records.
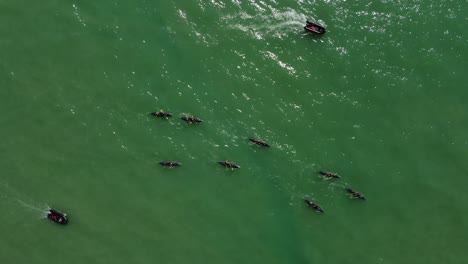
[47,209,68,225]
[319,171,341,178]
[304,20,326,34]
[249,138,270,147]
[151,111,173,118]
[159,161,182,167]
[346,188,366,200]
[218,161,240,169]
[181,116,203,124]
[304,199,324,213]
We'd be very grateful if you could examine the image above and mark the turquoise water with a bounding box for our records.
[1,1,467,263]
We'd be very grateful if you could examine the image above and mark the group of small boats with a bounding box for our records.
[152,110,365,217]
[158,136,270,170]
[46,106,364,225]
[46,21,336,225]
[303,19,367,214]
[153,110,267,171]
[152,111,203,124]
[304,171,366,213]
[159,160,242,170]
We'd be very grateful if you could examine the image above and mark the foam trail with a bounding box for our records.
[0,181,48,216]
[225,8,309,39]
[14,198,45,213]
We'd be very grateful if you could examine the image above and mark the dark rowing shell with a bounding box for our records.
[159,161,182,167]
[346,188,366,200]
[218,161,240,169]
[47,209,68,225]
[249,138,270,147]
[304,199,324,213]
[319,171,341,178]
[151,111,173,118]
[181,116,203,123]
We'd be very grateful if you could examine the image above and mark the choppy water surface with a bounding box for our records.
[0,1,467,263]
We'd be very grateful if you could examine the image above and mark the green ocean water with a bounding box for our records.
[1,0,467,263]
